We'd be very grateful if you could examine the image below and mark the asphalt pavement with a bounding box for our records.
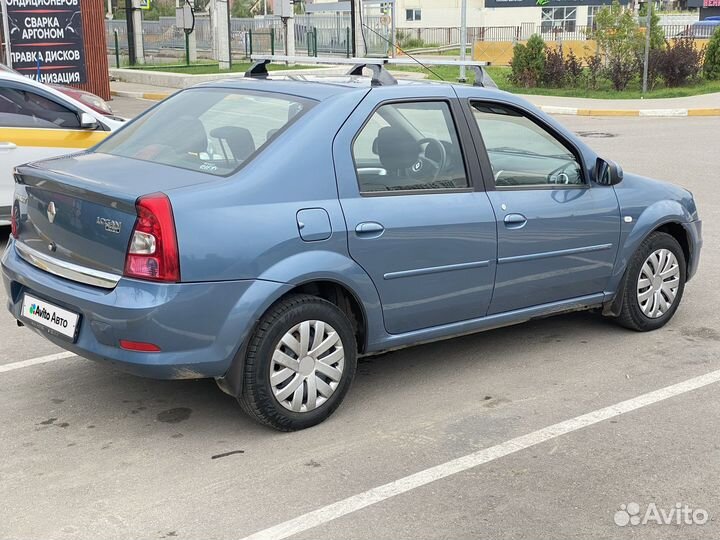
[1,105,719,540]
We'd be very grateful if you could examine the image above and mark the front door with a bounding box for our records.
[465,100,621,315]
[333,87,497,335]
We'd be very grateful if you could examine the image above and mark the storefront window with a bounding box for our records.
[541,7,577,33]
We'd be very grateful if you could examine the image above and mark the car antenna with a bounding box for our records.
[360,22,446,82]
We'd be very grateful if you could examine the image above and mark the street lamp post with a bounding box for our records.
[459,0,468,82]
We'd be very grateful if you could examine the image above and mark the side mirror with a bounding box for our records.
[595,158,623,186]
[79,112,98,130]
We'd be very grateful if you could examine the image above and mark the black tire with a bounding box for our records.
[238,294,357,431]
[613,231,686,331]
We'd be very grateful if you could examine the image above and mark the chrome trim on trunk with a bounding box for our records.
[15,241,121,289]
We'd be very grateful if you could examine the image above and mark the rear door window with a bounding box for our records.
[96,88,314,176]
[0,86,80,129]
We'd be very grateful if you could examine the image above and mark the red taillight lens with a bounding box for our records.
[119,339,161,352]
[10,204,19,239]
[123,193,180,282]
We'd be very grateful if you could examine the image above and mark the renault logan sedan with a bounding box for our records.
[2,67,701,431]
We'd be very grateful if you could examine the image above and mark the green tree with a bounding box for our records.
[704,27,720,80]
[232,0,269,17]
[509,34,547,88]
[639,3,665,50]
[591,1,643,90]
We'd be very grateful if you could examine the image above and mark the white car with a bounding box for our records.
[0,71,125,224]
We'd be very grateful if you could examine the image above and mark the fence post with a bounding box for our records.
[307,27,312,56]
[185,32,190,66]
[271,27,275,55]
[114,29,120,68]
[346,27,350,58]
[249,29,253,56]
[313,28,318,57]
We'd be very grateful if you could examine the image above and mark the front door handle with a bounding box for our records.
[0,142,17,151]
[355,221,385,237]
[503,213,527,229]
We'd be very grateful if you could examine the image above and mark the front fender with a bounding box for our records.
[606,199,695,297]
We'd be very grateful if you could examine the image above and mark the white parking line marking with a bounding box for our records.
[0,351,76,373]
[241,368,720,540]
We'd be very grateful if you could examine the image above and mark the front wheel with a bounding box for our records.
[613,232,686,331]
[238,294,357,431]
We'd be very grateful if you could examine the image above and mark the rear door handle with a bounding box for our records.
[355,222,384,237]
[503,213,527,229]
[0,142,17,150]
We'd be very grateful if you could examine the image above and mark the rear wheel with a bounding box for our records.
[238,294,357,431]
[613,232,686,331]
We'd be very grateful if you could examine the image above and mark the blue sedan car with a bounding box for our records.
[2,66,702,430]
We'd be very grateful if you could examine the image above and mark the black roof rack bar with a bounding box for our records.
[247,55,496,88]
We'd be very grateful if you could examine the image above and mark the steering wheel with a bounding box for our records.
[411,138,448,180]
[548,162,580,185]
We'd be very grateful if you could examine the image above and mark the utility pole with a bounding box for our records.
[350,0,365,57]
[459,0,467,82]
[642,0,651,94]
[212,0,231,69]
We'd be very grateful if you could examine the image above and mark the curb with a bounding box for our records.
[111,90,720,117]
[538,105,720,117]
[111,89,172,101]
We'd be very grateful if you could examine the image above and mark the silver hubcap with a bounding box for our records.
[637,248,680,319]
[270,320,345,413]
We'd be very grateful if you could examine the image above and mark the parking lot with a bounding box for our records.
[1,101,719,539]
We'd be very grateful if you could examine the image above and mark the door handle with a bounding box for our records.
[355,222,384,237]
[503,213,527,229]
[0,142,17,150]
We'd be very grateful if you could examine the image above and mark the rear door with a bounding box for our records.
[333,85,497,335]
[461,96,621,314]
[0,80,107,219]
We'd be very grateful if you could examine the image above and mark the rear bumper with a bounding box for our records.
[2,239,291,379]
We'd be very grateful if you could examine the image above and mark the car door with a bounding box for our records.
[462,98,621,315]
[0,81,107,220]
[333,85,497,335]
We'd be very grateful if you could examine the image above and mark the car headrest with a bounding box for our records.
[173,116,207,154]
[374,126,419,171]
[210,126,256,162]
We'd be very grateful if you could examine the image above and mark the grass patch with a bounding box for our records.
[123,62,316,75]
[392,65,720,99]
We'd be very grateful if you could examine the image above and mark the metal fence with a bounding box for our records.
[106,18,711,63]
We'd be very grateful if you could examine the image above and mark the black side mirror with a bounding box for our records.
[595,158,623,186]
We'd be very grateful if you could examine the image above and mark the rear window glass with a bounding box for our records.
[95,88,314,176]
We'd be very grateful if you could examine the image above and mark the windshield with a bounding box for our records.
[95,88,314,176]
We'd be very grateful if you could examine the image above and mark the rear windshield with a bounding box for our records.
[95,88,314,176]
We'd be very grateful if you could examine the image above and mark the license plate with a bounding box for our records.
[21,293,80,342]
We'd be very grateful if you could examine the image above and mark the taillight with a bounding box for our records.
[123,193,180,282]
[10,203,19,238]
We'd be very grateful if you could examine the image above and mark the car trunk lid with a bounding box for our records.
[13,153,214,282]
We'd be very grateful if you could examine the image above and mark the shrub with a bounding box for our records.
[584,53,603,90]
[704,27,720,80]
[605,55,638,91]
[509,35,546,88]
[640,47,665,91]
[660,37,703,87]
[564,49,583,87]
[543,46,566,87]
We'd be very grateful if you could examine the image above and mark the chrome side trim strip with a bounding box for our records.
[384,259,491,280]
[497,243,613,265]
[15,241,121,289]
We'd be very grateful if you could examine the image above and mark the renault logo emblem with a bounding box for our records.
[47,202,56,223]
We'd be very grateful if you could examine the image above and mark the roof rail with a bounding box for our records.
[247,55,497,88]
